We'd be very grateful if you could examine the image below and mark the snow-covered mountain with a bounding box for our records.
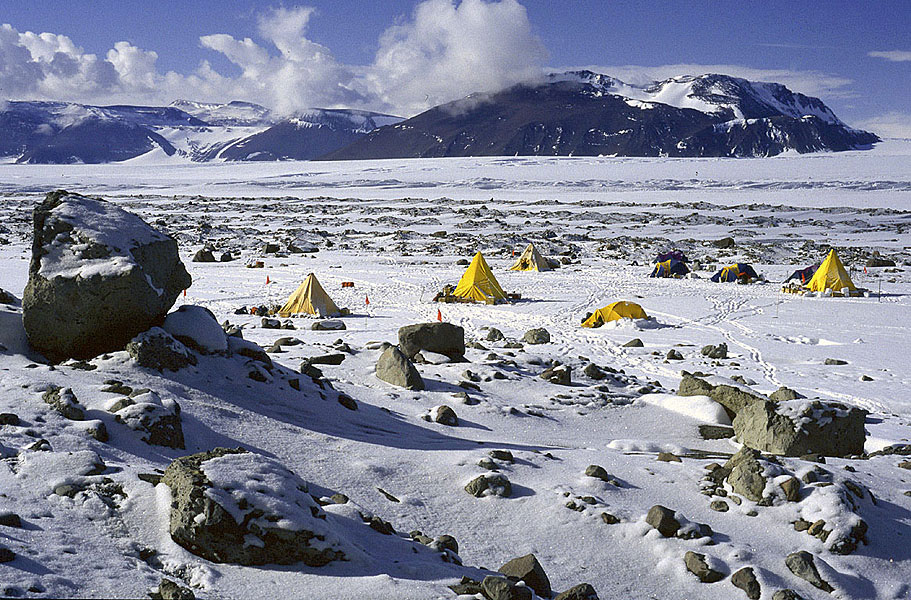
[324,71,878,160]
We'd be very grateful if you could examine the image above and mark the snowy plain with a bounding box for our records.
[0,140,910,599]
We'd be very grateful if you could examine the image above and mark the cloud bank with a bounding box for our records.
[868,50,911,63]
[0,0,546,117]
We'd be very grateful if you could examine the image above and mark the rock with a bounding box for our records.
[600,513,620,525]
[0,547,15,563]
[162,448,345,566]
[824,358,848,365]
[772,590,804,600]
[646,505,680,537]
[337,393,357,411]
[724,447,768,502]
[0,413,19,426]
[555,583,599,600]
[679,374,715,397]
[312,319,346,331]
[769,386,803,402]
[865,257,895,267]
[0,288,18,305]
[113,390,184,448]
[42,386,85,420]
[701,343,728,359]
[0,513,22,528]
[710,383,767,419]
[398,322,465,360]
[709,500,729,512]
[305,353,346,366]
[666,349,684,360]
[219,252,233,262]
[785,551,834,593]
[126,327,197,371]
[699,424,735,440]
[733,400,866,457]
[779,477,801,501]
[85,420,109,442]
[375,346,424,390]
[23,191,191,362]
[152,578,195,600]
[465,473,511,498]
[449,577,483,596]
[263,242,280,254]
[522,328,551,344]
[163,305,227,354]
[430,405,458,426]
[585,464,610,481]
[541,364,572,385]
[582,363,606,380]
[498,553,551,598]
[489,450,514,463]
[486,328,505,342]
[713,236,735,248]
[456,258,470,266]
[731,567,761,599]
[482,576,532,600]
[684,551,725,583]
[623,338,644,347]
[228,337,273,366]
[261,318,281,329]
[657,452,682,463]
[192,249,216,263]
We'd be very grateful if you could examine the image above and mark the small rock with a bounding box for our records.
[684,551,725,583]
[623,338,644,347]
[779,477,801,502]
[0,513,22,528]
[42,386,85,421]
[330,493,349,504]
[489,450,514,463]
[431,405,458,426]
[772,591,804,600]
[523,328,551,344]
[769,386,803,402]
[375,346,424,391]
[646,505,680,537]
[0,413,20,426]
[600,513,619,525]
[0,547,15,563]
[541,364,572,385]
[824,358,847,365]
[478,457,498,470]
[699,424,735,440]
[582,363,606,380]
[701,343,728,359]
[713,236,735,248]
[481,576,532,600]
[152,578,195,600]
[312,319,346,331]
[337,394,357,411]
[192,249,216,263]
[785,551,833,593]
[554,583,600,600]
[657,452,681,463]
[709,500,729,512]
[465,473,512,498]
[498,553,551,598]
[486,328,505,342]
[731,567,761,600]
[666,349,684,360]
[585,465,610,481]
[305,353,346,366]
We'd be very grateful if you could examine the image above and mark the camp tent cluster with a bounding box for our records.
[783,249,860,296]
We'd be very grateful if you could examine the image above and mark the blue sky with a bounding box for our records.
[1,0,908,135]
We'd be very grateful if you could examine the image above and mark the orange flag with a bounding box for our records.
[266,275,270,284]
[437,309,443,322]
[365,295,370,305]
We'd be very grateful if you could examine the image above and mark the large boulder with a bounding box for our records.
[678,375,766,419]
[498,554,551,598]
[398,322,465,361]
[733,400,866,457]
[723,447,768,502]
[162,448,346,566]
[23,191,191,362]
[126,327,197,371]
[376,346,424,390]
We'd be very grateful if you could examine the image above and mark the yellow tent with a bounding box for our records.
[278,273,341,317]
[807,250,856,293]
[510,243,550,271]
[454,252,508,303]
[582,301,648,328]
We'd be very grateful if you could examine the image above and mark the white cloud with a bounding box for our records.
[855,111,911,139]
[868,50,911,62]
[560,63,856,99]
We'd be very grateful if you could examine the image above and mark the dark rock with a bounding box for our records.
[646,505,680,537]
[449,577,483,596]
[769,386,803,402]
[219,252,233,262]
[263,243,280,254]
[0,413,20,426]
[865,257,895,267]
[733,400,866,457]
[482,576,532,600]
[713,237,735,249]
[375,346,424,390]
[0,547,15,563]
[824,358,847,365]
[42,386,85,420]
[113,390,184,449]
[684,551,725,583]
[398,322,465,360]
[162,448,344,566]
[23,191,191,362]
[678,374,714,397]
[192,249,216,263]
[432,405,458,426]
[541,364,571,385]
[582,363,606,380]
[152,578,195,600]
[623,338,644,347]
[337,394,357,411]
[522,328,551,344]
[666,349,684,360]
[785,551,833,593]
[657,452,682,463]
[0,288,18,305]
[138,473,163,485]
[261,318,281,329]
[731,567,761,599]
[305,353,346,366]
[489,450,514,463]
[555,583,600,600]
[86,420,109,442]
[0,513,22,528]
[779,477,801,501]
[772,591,804,600]
[600,512,620,525]
[126,327,197,371]
[486,328,505,342]
[312,319,346,331]
[699,424,735,439]
[724,447,768,502]
[465,473,511,498]
[701,343,728,359]
[498,553,551,598]
[585,464,610,481]
[709,500,729,512]
[330,493,349,504]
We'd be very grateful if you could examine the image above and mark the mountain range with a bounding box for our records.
[0,72,878,164]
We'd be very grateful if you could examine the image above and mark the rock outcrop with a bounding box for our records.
[398,322,465,360]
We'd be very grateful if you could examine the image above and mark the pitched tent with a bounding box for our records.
[278,273,341,317]
[655,250,688,263]
[784,264,819,284]
[454,252,508,303]
[582,301,648,328]
[711,263,759,283]
[650,259,690,278]
[510,243,550,272]
[807,250,856,293]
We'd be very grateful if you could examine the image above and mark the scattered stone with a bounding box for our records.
[769,386,803,402]
[785,551,834,593]
[465,473,512,498]
[261,318,281,329]
[138,473,163,486]
[0,547,15,563]
[657,452,682,463]
[731,567,761,599]
[623,338,644,347]
[666,349,684,360]
[312,320,346,331]
[0,413,20,426]
[582,363,606,380]
[330,493,348,504]
[824,358,848,366]
[684,551,725,583]
[0,513,22,528]
[85,420,109,442]
[486,328,505,342]
[772,590,805,600]
[554,583,599,600]
[646,505,680,537]
[701,343,728,359]
[540,364,572,385]
[585,465,610,481]
[449,576,483,596]
[489,450,514,463]
[699,424,735,440]
[724,447,768,502]
[779,477,802,502]
[709,500,729,512]
[600,512,620,525]
[733,400,866,457]
[219,252,233,262]
[151,578,195,600]
[860,375,873,382]
[42,386,85,420]
[126,328,197,371]
[713,236,735,248]
[192,249,216,263]
[162,448,344,566]
[23,191,191,362]
[498,554,551,598]
[305,353,346,366]
[522,328,551,345]
[865,256,895,267]
[431,405,458,426]
[679,374,715,397]
[366,515,395,535]
[113,390,184,449]
[375,346,424,391]
[337,394,357,411]
[398,322,465,360]
[481,576,532,600]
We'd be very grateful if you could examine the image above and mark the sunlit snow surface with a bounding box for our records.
[0,140,909,599]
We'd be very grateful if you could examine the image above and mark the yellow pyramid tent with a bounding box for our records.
[278,273,341,317]
[454,252,508,303]
[582,301,648,328]
[509,243,551,271]
[807,250,856,293]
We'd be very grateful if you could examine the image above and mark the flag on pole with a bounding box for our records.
[437,309,442,322]
[266,275,270,284]
[365,295,370,305]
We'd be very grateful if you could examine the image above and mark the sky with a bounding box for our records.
[1,0,909,136]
